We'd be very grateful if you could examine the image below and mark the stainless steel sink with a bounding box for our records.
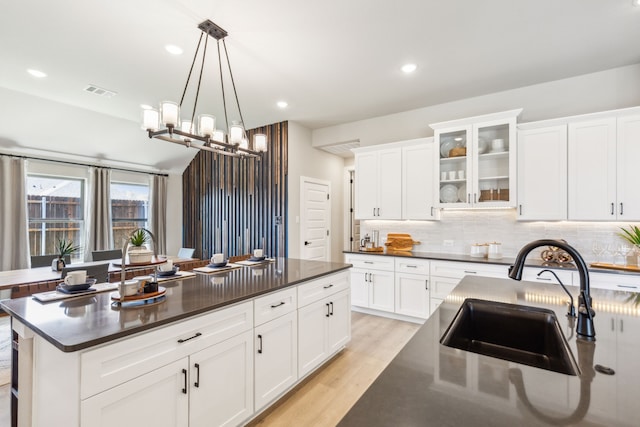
[440,298,579,376]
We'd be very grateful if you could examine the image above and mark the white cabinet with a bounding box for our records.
[516,125,568,220]
[402,140,439,220]
[616,114,640,220]
[189,330,254,427]
[568,118,617,220]
[354,147,402,219]
[589,271,640,292]
[394,258,430,319]
[432,109,521,208]
[567,114,640,221]
[346,254,395,313]
[254,310,298,411]
[81,358,189,427]
[298,289,350,378]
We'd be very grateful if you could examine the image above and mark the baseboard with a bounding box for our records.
[350,306,426,324]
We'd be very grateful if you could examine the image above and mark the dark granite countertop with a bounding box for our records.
[338,276,640,426]
[343,250,639,277]
[0,258,351,352]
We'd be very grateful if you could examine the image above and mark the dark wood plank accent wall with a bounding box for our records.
[182,121,288,260]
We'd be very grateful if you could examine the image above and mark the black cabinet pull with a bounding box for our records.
[194,363,200,388]
[326,303,330,317]
[425,279,428,290]
[611,202,615,215]
[182,369,188,394]
[270,301,285,308]
[177,332,202,344]
[323,284,334,289]
[372,208,376,216]
[377,208,380,216]
[431,206,434,217]
[257,334,263,354]
[330,301,334,316]
[519,204,522,215]
[620,202,624,215]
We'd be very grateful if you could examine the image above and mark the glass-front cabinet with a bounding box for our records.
[431,109,521,208]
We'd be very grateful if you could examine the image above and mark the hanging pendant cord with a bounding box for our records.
[222,39,246,136]
[179,33,205,108]
[190,35,209,133]
[217,39,229,141]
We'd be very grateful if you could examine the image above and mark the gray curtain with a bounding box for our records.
[85,167,113,261]
[149,174,167,255]
[0,156,29,270]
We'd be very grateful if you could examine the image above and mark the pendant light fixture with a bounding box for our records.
[142,19,267,158]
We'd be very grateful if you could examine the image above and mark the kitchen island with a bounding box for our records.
[0,258,352,427]
[338,275,640,426]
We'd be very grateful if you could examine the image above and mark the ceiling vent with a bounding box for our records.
[84,84,117,98]
[317,140,360,158]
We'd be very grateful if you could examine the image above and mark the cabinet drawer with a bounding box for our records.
[590,271,640,292]
[344,254,395,271]
[430,276,460,300]
[298,271,350,308]
[395,257,430,275]
[254,287,297,326]
[430,260,508,279]
[521,267,574,286]
[81,300,253,399]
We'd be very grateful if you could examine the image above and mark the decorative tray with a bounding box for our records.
[111,286,166,304]
[589,263,640,273]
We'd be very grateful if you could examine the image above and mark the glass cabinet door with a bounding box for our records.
[437,127,471,207]
[473,122,512,206]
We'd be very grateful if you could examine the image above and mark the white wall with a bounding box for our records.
[312,63,640,147]
[287,121,345,261]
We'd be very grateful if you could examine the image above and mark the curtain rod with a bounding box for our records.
[0,152,169,177]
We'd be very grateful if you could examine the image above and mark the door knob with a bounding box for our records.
[304,241,311,246]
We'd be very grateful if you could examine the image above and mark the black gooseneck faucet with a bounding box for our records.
[509,239,595,340]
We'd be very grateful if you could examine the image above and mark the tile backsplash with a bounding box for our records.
[361,209,640,264]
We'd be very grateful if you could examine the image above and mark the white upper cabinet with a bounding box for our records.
[355,147,402,219]
[568,118,617,220]
[616,114,640,220]
[516,125,568,220]
[402,139,439,220]
[567,112,640,221]
[431,109,521,208]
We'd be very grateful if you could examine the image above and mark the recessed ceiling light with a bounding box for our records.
[401,63,417,74]
[27,69,47,78]
[140,104,153,110]
[165,44,183,55]
[277,101,288,108]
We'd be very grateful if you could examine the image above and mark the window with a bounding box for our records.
[111,182,149,247]
[27,175,85,261]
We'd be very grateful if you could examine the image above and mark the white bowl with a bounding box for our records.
[121,280,140,296]
[128,249,153,264]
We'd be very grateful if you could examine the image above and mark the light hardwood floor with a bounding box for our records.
[0,312,420,427]
[248,311,421,427]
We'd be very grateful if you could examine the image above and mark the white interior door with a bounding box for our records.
[300,177,331,261]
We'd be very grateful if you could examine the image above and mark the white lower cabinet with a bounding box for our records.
[254,310,298,411]
[189,330,254,427]
[81,358,189,427]
[350,268,395,312]
[298,289,350,378]
[395,273,430,319]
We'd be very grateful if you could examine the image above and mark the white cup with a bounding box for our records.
[458,170,465,180]
[253,249,264,258]
[492,139,505,151]
[448,171,456,180]
[64,270,87,285]
[441,171,447,181]
[211,253,224,264]
[159,259,173,271]
[121,280,140,296]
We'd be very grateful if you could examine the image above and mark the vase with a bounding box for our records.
[51,257,66,271]
[626,245,640,267]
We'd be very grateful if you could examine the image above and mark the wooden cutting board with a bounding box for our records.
[384,233,420,252]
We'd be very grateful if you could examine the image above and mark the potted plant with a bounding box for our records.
[618,225,640,266]
[127,229,153,264]
[52,239,81,271]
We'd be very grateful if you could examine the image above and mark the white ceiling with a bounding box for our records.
[1,0,639,172]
